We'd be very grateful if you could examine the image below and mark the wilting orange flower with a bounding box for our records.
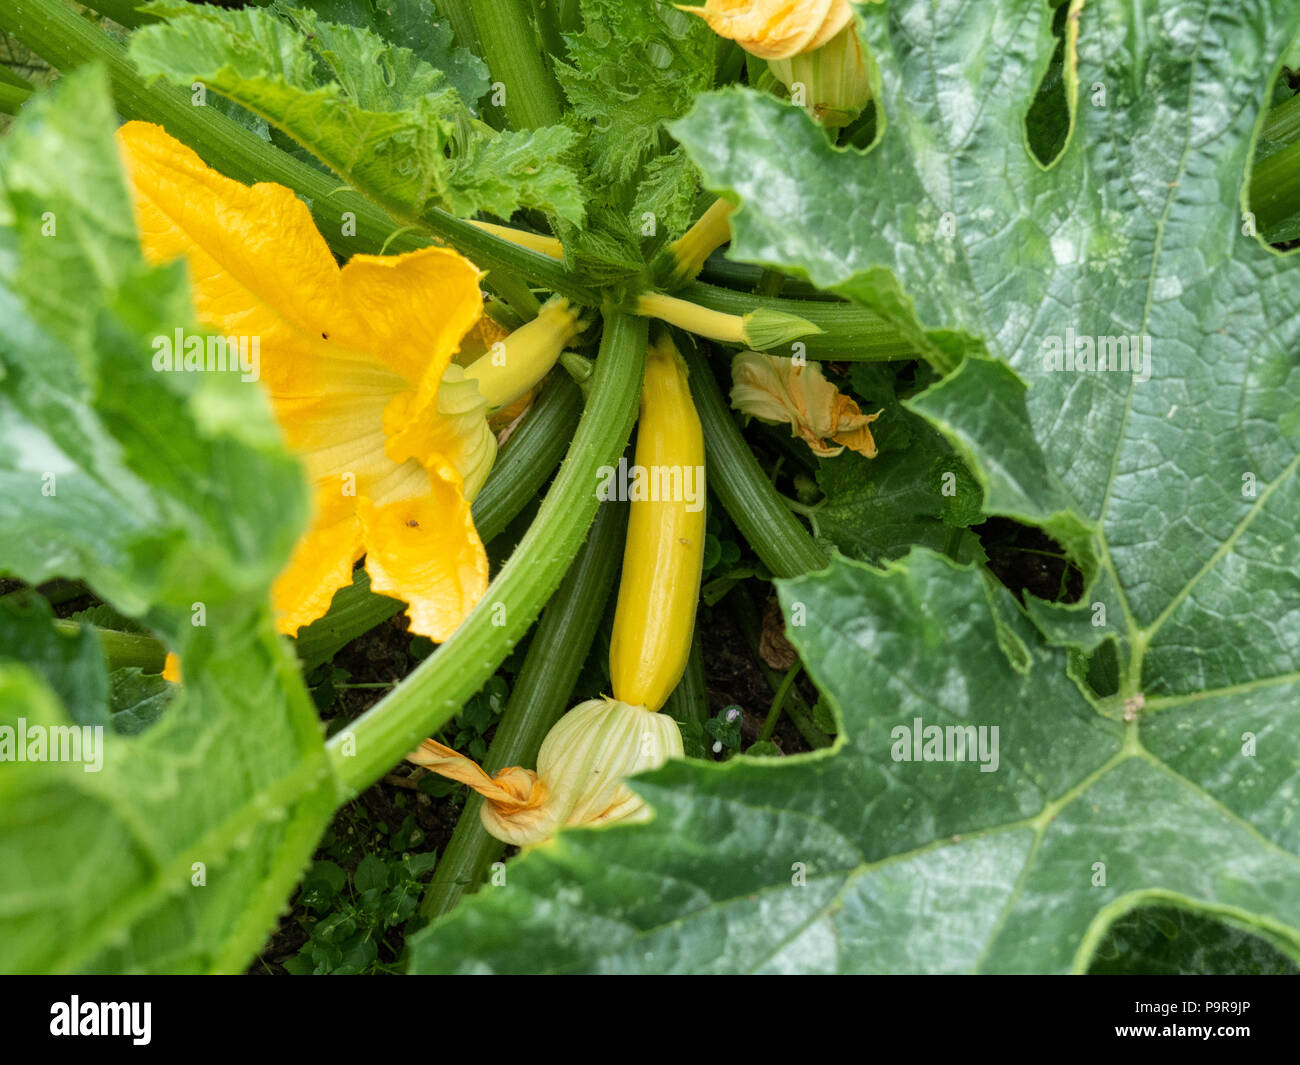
[116,122,491,641]
[407,697,683,846]
[684,0,853,59]
[731,351,882,458]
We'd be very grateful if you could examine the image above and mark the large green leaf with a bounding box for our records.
[0,66,335,974]
[408,0,1300,972]
[127,2,583,223]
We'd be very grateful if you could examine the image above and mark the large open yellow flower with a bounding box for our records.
[117,121,490,641]
[685,0,853,59]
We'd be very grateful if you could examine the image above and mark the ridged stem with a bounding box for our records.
[680,282,914,361]
[677,334,829,580]
[468,0,563,130]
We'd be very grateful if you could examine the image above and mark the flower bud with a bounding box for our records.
[685,0,871,128]
[767,20,872,128]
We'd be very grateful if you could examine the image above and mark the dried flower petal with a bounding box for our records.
[730,351,882,458]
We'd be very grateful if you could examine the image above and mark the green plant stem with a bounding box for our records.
[429,0,483,60]
[325,313,647,799]
[664,635,709,730]
[1264,92,1300,145]
[294,372,582,670]
[680,281,914,361]
[1251,138,1300,232]
[0,0,597,304]
[485,268,542,320]
[420,499,627,921]
[698,256,837,300]
[678,334,829,580]
[760,662,802,742]
[943,525,965,562]
[554,0,581,34]
[469,0,563,130]
[53,620,166,673]
[528,0,566,66]
[1250,93,1300,233]
[716,40,747,87]
[0,60,33,90]
[756,268,785,298]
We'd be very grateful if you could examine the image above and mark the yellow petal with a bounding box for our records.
[357,469,488,643]
[685,0,848,59]
[407,739,545,810]
[273,487,364,636]
[162,653,182,684]
[454,315,512,367]
[804,0,854,51]
[117,121,491,638]
[730,351,882,458]
[333,249,484,406]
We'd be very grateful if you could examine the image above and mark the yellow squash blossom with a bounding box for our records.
[731,351,882,458]
[686,0,871,127]
[686,0,853,59]
[117,122,506,641]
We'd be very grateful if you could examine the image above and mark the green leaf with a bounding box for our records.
[128,2,583,223]
[552,0,716,287]
[354,853,388,894]
[409,0,1300,972]
[0,67,334,974]
[631,147,702,243]
[0,595,108,728]
[812,363,985,564]
[107,668,173,736]
[284,0,490,110]
[554,0,715,186]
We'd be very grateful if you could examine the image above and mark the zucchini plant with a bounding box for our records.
[1,0,1299,976]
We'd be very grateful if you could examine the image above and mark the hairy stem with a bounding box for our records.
[469,0,564,130]
[52,620,166,673]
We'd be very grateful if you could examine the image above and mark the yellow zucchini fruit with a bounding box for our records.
[608,332,707,712]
